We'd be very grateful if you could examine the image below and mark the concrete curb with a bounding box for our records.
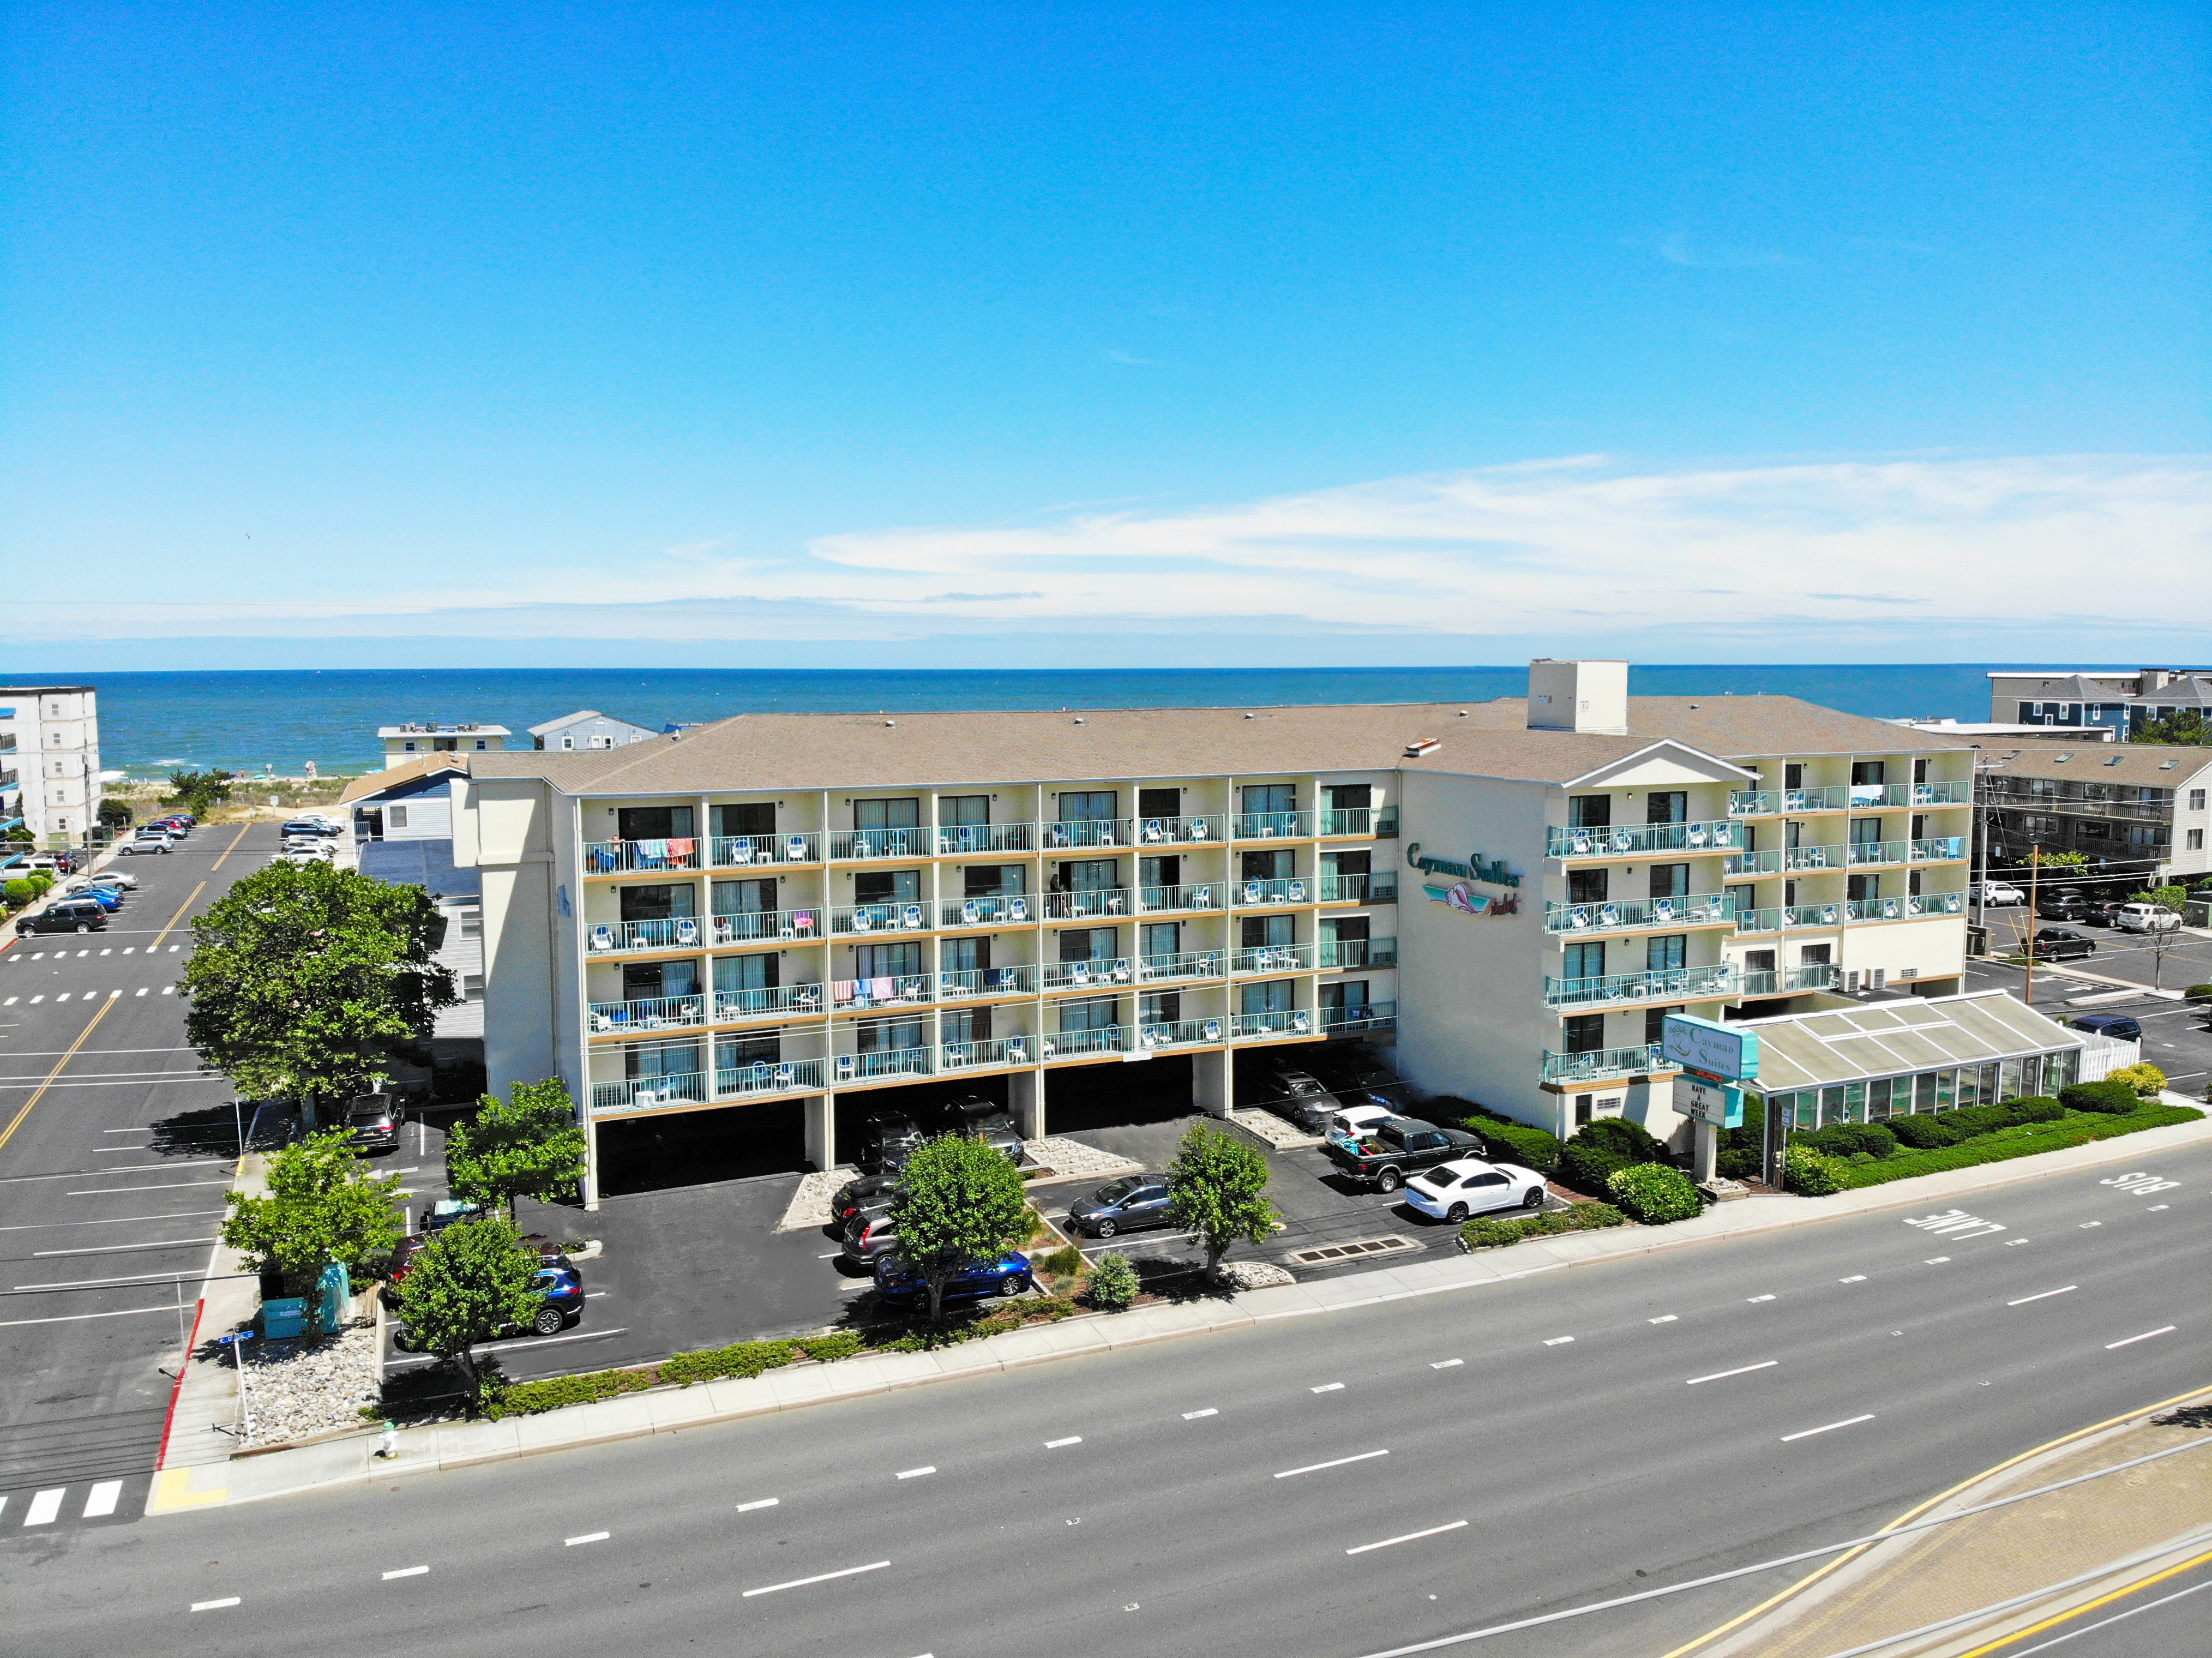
[164,1108,2212,1515]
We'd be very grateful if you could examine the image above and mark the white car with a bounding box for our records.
[1325,1103,1399,1143]
[1402,1157,1548,1224]
[1973,882,2027,906]
[65,871,139,893]
[121,832,175,855]
[275,844,334,865]
[2114,903,2181,934]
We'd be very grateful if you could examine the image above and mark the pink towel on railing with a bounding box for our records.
[668,837,696,866]
[834,981,856,1002]
[868,977,895,1000]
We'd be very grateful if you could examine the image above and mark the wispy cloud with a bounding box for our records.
[1632,229,1805,270]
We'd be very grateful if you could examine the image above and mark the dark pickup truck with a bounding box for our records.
[1322,1116,1482,1192]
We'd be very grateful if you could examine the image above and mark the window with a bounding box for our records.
[853,869,921,905]
[1568,868,1609,904]
[1849,816,1882,845]
[1241,913,1294,948]
[964,864,1024,897]
[1058,928,1117,963]
[1647,934,1686,971]
[1799,943,1832,966]
[473,739,488,750]
[561,736,574,749]
[2190,830,2205,851]
[1060,858,1119,892]
[387,804,409,831]
[1059,791,1117,822]
[455,973,484,1003]
[853,797,921,831]
[856,1015,926,1053]
[713,877,776,915]
[711,802,775,838]
[1241,783,1295,815]
[1645,791,1686,826]
[1326,783,1372,810]
[1648,864,1689,898]
[590,735,612,749]
[1319,980,1369,1013]
[1644,1004,1680,1045]
[1241,848,1294,881]
[853,941,922,980]
[1140,922,1180,959]
[617,805,693,841]
[1238,980,1295,1016]
[1847,873,1878,901]
[940,795,989,827]
[1784,763,1805,790]
[2192,789,2207,812]
[1562,941,1606,980]
[1851,761,1886,786]
[1568,795,1612,829]
[1137,787,1181,818]
[1744,949,1776,972]
[403,740,418,753]
[458,908,482,939]
[940,935,989,974]
[1563,1013,1606,1054]
[1061,995,1122,1032]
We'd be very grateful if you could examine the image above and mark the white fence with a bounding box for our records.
[2076,1033,2142,1083]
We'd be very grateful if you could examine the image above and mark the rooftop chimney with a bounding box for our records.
[1526,658,1628,735]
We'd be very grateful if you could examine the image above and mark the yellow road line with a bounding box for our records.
[208,822,250,872]
[0,998,117,1158]
[148,881,207,952]
[1952,1542,2212,1657]
[1657,1381,2212,1658]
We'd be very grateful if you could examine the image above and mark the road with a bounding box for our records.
[4,1128,2203,1658]
[0,824,271,1514]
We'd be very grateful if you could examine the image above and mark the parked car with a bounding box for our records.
[1325,1102,1400,1143]
[2082,900,2128,928]
[1065,1174,1175,1239]
[1306,1048,1403,1098]
[1322,1116,1483,1192]
[2115,903,2181,934]
[2069,1013,2143,1043]
[384,1230,572,1301]
[873,1249,1034,1310]
[64,870,137,893]
[20,898,109,934]
[421,1197,484,1235]
[2028,929,2096,962]
[841,1211,903,1267]
[829,1173,902,1230]
[69,883,125,911]
[155,817,190,837]
[120,831,174,855]
[1402,1158,1548,1224]
[932,1094,1024,1160]
[2034,892,2089,921]
[1973,881,2027,906]
[1259,1068,1348,1134]
[276,844,334,866]
[394,1265,582,1343]
[855,1110,927,1174]
[344,1097,401,1154]
[280,817,339,838]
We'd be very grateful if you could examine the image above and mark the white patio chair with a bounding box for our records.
[590,925,615,953]
[676,918,700,947]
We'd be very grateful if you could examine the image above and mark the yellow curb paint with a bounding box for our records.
[147,1468,228,1513]
[1950,1542,2212,1657]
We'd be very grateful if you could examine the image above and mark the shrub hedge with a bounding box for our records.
[1577,1116,1662,1163]
[1435,1097,1564,1174]
[1781,1146,1847,1196]
[1085,1251,1139,1312]
[1555,1140,1633,1195]
[1830,1103,2202,1188]
[2060,1080,2143,1115]
[1606,1163,1704,1224]
[2107,1063,2167,1098]
[1459,1202,1627,1251]
[484,1330,871,1418]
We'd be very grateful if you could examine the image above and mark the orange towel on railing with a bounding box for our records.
[669,837,696,866]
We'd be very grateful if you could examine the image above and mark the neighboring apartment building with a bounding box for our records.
[450,660,1993,1206]
[1975,742,2212,885]
[378,722,512,768]
[1987,668,2212,738]
[340,756,467,842]
[355,837,486,1042]
[530,710,660,752]
[0,684,101,848]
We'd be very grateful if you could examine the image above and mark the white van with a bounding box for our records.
[2114,903,2181,934]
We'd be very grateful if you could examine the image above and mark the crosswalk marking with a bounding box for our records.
[135,987,148,996]
[162,984,175,993]
[2,997,14,1006]
[24,1487,64,1525]
[29,995,43,1004]
[83,1481,122,1518]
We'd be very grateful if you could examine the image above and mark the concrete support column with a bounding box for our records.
[582,1114,601,1212]
[1691,1119,1717,1185]
[804,1093,837,1172]
[1008,1068,1044,1142]
[1192,1046,1233,1119]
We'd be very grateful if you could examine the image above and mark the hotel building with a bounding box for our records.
[0,684,102,849]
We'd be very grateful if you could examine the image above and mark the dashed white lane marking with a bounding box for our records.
[1648,1315,1678,1324]
[1276,1449,1389,1480]
[1431,1357,1465,1367]
[29,995,43,1004]
[2,998,13,1006]
[2009,1285,2079,1306]
[1782,1413,1876,1442]
[191,1597,241,1612]
[2148,1205,2171,1212]
[99,948,111,956]
[1044,1436,1083,1449]
[382,1566,429,1580]
[161,983,175,992]
[2106,1326,2177,1350]
[1311,1382,1345,1393]
[82,1481,121,1518]
[895,1465,936,1480]
[736,1498,779,1512]
[565,1531,610,1546]
[742,1560,890,1597]
[2006,1239,2030,1246]
[1345,1519,1468,1555]
[56,993,70,1002]
[1183,1408,1219,1419]
[2080,1221,2102,1229]
[34,1236,215,1257]
[135,987,147,996]
[1839,1275,1867,1284]
[1925,1257,1951,1265]
[1542,1336,1574,1346]
[1747,1294,1776,1303]
[23,1487,63,1525]
[1686,1361,1778,1385]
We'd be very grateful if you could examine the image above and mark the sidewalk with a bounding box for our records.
[146,1149,268,1516]
[147,1104,2212,1516]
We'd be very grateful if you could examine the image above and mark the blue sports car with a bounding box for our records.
[74,884,126,911]
[873,1250,1034,1309]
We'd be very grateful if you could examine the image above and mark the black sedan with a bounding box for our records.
[1066,1174,1176,1239]
[829,1174,901,1230]
[855,1110,927,1174]
[2034,892,2089,921]
[2029,928,2097,962]
[2082,900,2127,928]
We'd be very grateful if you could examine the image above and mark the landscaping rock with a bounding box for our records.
[239,1325,382,1449]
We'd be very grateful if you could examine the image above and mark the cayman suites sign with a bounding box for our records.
[1406,842,1522,918]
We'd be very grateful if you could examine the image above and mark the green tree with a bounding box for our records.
[2023,849,2087,868]
[446,1079,587,1218]
[1165,1121,1281,1283]
[183,862,458,1120]
[889,1133,1031,1323]
[167,768,238,818]
[2131,884,2187,914]
[393,1217,542,1402]
[220,1128,404,1340]
[2136,711,2210,746]
[97,798,134,831]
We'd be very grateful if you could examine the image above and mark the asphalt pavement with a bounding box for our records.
[4,1128,2203,1658]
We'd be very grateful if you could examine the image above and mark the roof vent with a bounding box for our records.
[1405,737,1441,758]
[2052,753,2070,762]
[1457,710,1468,717]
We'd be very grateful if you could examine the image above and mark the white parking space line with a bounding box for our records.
[1838,1275,1867,1284]
[2007,1238,2030,1246]
[190,1597,241,1612]
[0,1304,176,1328]
[2080,1221,2101,1229]
[742,1560,890,1597]
[66,1181,231,1195]
[1746,1294,1777,1303]
[1276,1449,1388,1480]
[1686,1361,1778,1386]
[1345,1519,1467,1555]
[2106,1326,2177,1350]
[83,1481,123,1518]
[564,1531,610,1546]
[34,1236,215,1257]
[1543,1336,1574,1346]
[896,1466,936,1480]
[736,1498,780,1512]
[23,1488,64,1525]
[2148,1205,2171,1212]
[1648,1315,1679,1324]
[1311,1382,1345,1393]
[1925,1257,1951,1265]
[381,1565,429,1580]
[1781,1413,1876,1443]
[1044,1436,1083,1449]
[2009,1285,2079,1306]
[1182,1408,1219,1418]
[1432,1357,1465,1366]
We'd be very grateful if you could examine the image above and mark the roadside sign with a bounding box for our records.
[1662,1013,1760,1081]
[1679,1076,1744,1128]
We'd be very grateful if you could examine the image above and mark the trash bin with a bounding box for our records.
[261,1297,305,1339]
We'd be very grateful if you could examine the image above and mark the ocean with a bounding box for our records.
[65,664,2035,779]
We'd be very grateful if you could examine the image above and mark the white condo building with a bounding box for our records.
[0,684,102,848]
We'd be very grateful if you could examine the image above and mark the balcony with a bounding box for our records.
[1547,820,1743,858]
[1043,887,1131,921]
[588,994,706,1034]
[941,1037,1028,1072]
[1845,839,1910,868]
[591,1073,710,1113]
[935,821,1037,856]
[713,983,825,1020]
[1906,782,1971,806]
[1783,900,1847,928]
[835,1047,935,1084]
[1542,963,1735,1010]
[710,832,821,868]
[1910,836,1967,862]
[830,826,930,861]
[831,975,934,1011]
[1042,957,1135,991]
[1540,1043,1673,1084]
[1375,807,1399,837]
[584,838,702,874]
[1727,787,1850,816]
[1721,849,1782,877]
[1133,814,1222,845]
[1233,942,1316,974]
[1782,844,1849,872]
[1322,1002,1396,1035]
[1543,893,1736,935]
[1318,871,1398,904]
[938,964,1041,998]
[1044,1025,1127,1059]
[587,917,710,954]
[715,1058,827,1099]
[1318,807,1379,836]
[708,908,821,944]
[1041,819,1127,851]
[1137,882,1224,914]
[1234,876,1314,907]
[1137,949,1225,984]
[939,894,1035,927]
[1319,935,1397,969]
[1848,889,1967,922]
[1138,1018,1225,1051]
[1235,809,1314,840]
[829,902,932,936]
[1233,1008,1317,1040]
[1737,963,1840,996]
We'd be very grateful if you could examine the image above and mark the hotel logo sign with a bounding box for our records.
[1407,842,1523,918]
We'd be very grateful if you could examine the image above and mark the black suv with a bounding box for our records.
[22,898,109,935]
[2034,892,2089,921]
[344,1096,402,1154]
[2028,928,2096,962]
[855,1110,927,1174]
[933,1094,1024,1161]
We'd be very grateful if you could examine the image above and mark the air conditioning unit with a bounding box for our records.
[1842,970,1862,994]
[1870,968,1888,991]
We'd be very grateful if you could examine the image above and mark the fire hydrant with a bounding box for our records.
[378,1422,399,1459]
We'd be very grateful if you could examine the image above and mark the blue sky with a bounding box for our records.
[3,3,2206,668]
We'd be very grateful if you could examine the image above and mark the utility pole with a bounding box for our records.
[2024,845,2040,1007]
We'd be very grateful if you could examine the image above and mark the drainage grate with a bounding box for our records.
[1290,1234,1421,1266]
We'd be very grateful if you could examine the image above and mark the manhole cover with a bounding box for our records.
[1289,1234,1420,1265]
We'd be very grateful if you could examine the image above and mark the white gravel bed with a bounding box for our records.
[1219,1260,1296,1290]
[241,1325,382,1449]
[1228,1109,1321,1150]
[1025,1137,1144,1181]
[778,1166,859,1232]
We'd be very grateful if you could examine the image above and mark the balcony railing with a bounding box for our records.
[1849,890,1967,922]
[1782,844,1848,872]
[831,975,934,1010]
[588,995,706,1034]
[1784,900,1847,928]
[591,1073,710,1113]
[584,838,702,874]
[938,964,1040,998]
[1737,963,1840,996]
[1041,819,1127,850]
[1138,882,1223,914]
[710,832,821,868]
[1318,807,1379,836]
[708,908,821,944]
[1133,815,1221,845]
[935,822,1036,856]
[1846,839,1908,868]
[829,902,932,935]
[587,917,710,953]
[941,1037,1025,1071]
[1233,1008,1317,1039]
[1044,1025,1126,1059]
[1233,942,1316,974]
[1235,810,1314,839]
[1547,820,1743,858]
[1042,957,1135,990]
[1981,788,2165,821]
[713,983,824,1020]
[1910,836,1967,861]
[1540,1043,1672,1084]
[1722,849,1781,877]
[1907,782,1971,806]
[714,1058,827,1099]
[1318,870,1398,905]
[1541,963,1734,1009]
[939,894,1035,927]
[1322,1002,1396,1034]
[1543,893,1736,934]
[1375,807,1399,837]
[830,826,930,861]
[1043,887,1131,920]
[1235,876,1313,906]
[1727,788,1850,816]
[1319,935,1397,969]
[833,1047,933,1083]
[1137,950,1224,983]
[1138,1018,1225,1051]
